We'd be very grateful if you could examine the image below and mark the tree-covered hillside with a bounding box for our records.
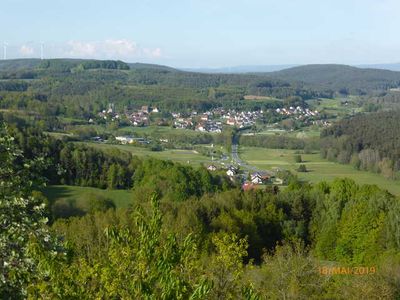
[321,110,400,179]
[2,59,400,97]
[271,64,400,94]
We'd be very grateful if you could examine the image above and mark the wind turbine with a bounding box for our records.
[3,42,8,60]
[40,42,44,60]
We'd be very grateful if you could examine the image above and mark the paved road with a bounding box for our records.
[231,134,273,175]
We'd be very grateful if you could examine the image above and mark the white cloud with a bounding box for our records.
[66,41,97,57]
[103,39,137,56]
[143,47,162,58]
[19,45,34,56]
[64,39,161,60]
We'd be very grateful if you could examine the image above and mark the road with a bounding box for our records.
[231,133,273,176]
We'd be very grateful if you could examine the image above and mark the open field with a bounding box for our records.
[250,126,321,138]
[42,185,134,209]
[244,95,282,101]
[83,142,218,166]
[239,146,400,195]
[67,124,217,138]
[115,125,208,137]
[308,97,362,118]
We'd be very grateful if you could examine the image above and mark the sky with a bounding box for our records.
[1,0,399,68]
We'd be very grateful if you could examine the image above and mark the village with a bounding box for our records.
[96,103,327,133]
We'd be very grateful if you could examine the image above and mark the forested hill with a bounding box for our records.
[320,110,400,178]
[1,59,400,97]
[0,59,176,73]
[0,58,130,73]
[270,64,400,93]
[0,58,42,71]
[128,62,179,72]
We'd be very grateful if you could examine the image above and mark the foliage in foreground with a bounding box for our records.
[2,125,400,299]
[0,126,59,298]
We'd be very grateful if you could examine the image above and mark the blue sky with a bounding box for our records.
[1,0,399,67]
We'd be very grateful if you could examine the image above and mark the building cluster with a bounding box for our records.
[195,117,223,133]
[127,105,159,127]
[312,120,332,127]
[115,136,150,145]
[172,111,223,133]
[207,164,281,190]
[172,108,263,132]
[97,103,327,132]
[97,103,120,121]
[275,106,319,118]
[97,104,161,127]
[222,109,263,128]
[173,114,194,130]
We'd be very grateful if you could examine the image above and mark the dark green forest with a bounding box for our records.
[321,110,400,179]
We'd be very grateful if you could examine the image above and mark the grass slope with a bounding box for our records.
[42,185,134,209]
[240,146,400,195]
[85,142,213,165]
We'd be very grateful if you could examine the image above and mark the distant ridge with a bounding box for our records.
[128,62,179,72]
[0,59,42,71]
[0,59,182,73]
[267,64,400,92]
[181,65,297,74]
[357,63,400,72]
[271,64,400,82]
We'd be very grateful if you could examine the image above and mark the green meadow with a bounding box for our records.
[83,142,218,166]
[239,146,400,195]
[42,185,134,209]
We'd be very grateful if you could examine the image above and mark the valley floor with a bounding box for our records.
[239,146,400,195]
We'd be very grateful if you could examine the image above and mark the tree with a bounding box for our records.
[294,154,302,163]
[208,232,251,299]
[33,195,212,299]
[87,194,116,213]
[107,163,118,189]
[0,125,55,298]
[297,164,307,172]
[255,241,327,298]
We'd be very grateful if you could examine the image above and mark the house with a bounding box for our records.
[250,173,263,184]
[195,124,206,132]
[226,118,236,126]
[200,114,209,121]
[226,169,236,177]
[207,165,217,171]
[226,165,238,177]
[140,106,150,114]
[152,107,160,113]
[116,136,134,144]
[250,172,270,184]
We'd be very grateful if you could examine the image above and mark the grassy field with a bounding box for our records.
[42,185,134,209]
[83,142,218,166]
[239,146,400,195]
[308,97,362,118]
[115,125,206,137]
[252,126,321,138]
[244,95,282,101]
